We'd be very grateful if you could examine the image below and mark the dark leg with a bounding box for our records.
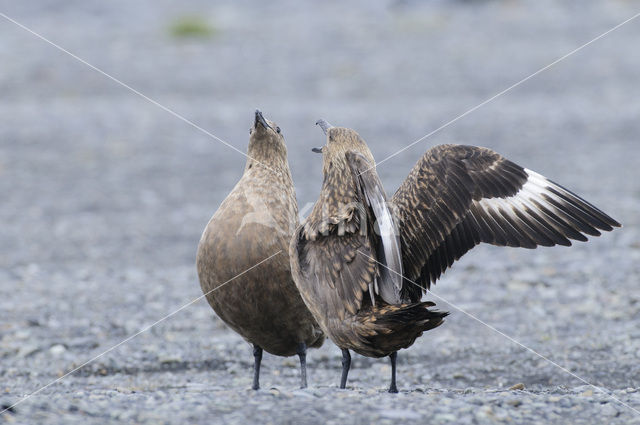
[388,351,398,393]
[340,348,351,389]
[297,342,308,389]
[252,344,263,390]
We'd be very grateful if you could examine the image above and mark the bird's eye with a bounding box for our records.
[249,128,252,134]
[276,127,281,134]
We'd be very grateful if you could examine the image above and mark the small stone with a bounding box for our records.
[559,398,573,408]
[379,409,421,420]
[509,383,525,391]
[291,389,315,399]
[17,345,40,357]
[433,413,457,421]
[14,330,31,340]
[158,354,182,364]
[476,405,494,419]
[600,403,619,417]
[49,344,66,356]
[580,389,594,397]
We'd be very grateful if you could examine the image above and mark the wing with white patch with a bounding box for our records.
[392,144,620,297]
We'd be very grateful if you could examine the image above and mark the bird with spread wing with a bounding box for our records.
[289,120,620,393]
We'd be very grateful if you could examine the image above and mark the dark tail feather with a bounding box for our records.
[366,301,449,354]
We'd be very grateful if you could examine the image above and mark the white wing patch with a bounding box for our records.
[473,168,603,246]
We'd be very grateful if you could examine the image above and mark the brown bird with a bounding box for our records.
[290,120,620,393]
[197,110,324,390]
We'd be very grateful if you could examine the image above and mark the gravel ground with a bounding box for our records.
[1,0,640,424]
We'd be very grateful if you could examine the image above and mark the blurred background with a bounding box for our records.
[1,0,639,423]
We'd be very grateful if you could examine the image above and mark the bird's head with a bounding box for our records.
[247,109,287,169]
[312,119,375,175]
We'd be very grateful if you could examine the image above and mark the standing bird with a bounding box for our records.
[290,120,620,393]
[197,110,324,390]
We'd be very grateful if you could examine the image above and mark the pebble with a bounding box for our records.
[17,345,40,358]
[379,409,421,420]
[49,344,67,356]
[600,403,620,417]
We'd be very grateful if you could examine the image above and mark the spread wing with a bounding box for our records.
[391,144,621,298]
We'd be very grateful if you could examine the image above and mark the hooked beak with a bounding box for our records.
[312,119,332,153]
[315,119,333,135]
[254,109,272,130]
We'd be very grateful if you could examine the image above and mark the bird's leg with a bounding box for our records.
[297,342,308,389]
[340,348,351,389]
[388,351,398,393]
[252,344,263,390]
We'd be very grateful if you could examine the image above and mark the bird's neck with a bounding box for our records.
[303,164,362,238]
[245,143,289,175]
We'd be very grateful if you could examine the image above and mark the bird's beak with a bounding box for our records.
[313,119,332,153]
[315,119,333,135]
[255,109,272,130]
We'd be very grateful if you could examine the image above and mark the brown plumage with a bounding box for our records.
[196,110,324,390]
[290,121,620,392]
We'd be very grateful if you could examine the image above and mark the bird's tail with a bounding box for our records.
[359,301,449,356]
